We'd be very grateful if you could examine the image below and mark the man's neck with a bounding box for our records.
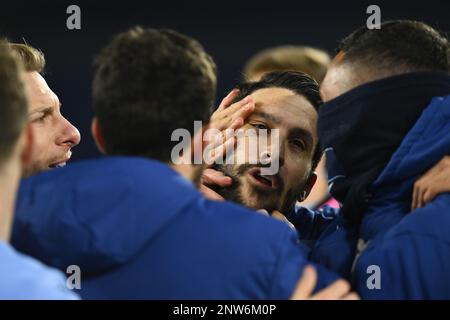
[169,162,204,187]
[0,164,21,242]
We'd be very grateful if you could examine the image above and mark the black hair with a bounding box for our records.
[337,20,450,73]
[93,27,217,162]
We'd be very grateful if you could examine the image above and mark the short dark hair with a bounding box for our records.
[0,42,28,167]
[232,71,323,171]
[338,20,450,73]
[93,27,217,162]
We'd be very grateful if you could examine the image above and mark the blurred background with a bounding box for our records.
[1,0,449,161]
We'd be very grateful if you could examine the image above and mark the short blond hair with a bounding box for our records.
[9,43,45,73]
[243,46,330,83]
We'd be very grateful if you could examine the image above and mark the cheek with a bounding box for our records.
[283,157,310,188]
[234,135,259,164]
[29,124,51,155]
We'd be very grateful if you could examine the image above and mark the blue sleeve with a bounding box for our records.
[269,228,339,299]
[354,233,450,299]
[21,270,80,300]
[0,246,80,300]
[290,205,340,242]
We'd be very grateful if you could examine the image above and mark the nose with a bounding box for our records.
[261,141,285,168]
[56,115,81,148]
[263,151,284,168]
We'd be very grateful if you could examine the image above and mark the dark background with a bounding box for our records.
[1,0,449,161]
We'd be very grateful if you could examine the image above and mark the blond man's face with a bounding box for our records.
[23,71,81,177]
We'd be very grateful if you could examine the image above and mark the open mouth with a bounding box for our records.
[48,160,68,169]
[247,167,279,190]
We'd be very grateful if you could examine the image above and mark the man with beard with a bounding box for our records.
[210,71,322,217]
[202,22,450,292]
[202,72,342,237]
[314,20,450,299]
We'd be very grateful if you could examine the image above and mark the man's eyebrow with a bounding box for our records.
[250,110,281,124]
[28,106,53,116]
[291,127,314,149]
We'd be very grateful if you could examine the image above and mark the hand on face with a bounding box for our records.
[209,89,255,132]
[174,89,255,187]
[199,89,256,200]
[200,168,232,200]
[201,88,318,216]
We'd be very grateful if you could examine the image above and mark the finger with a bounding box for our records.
[200,184,225,201]
[207,128,236,151]
[229,101,255,123]
[223,95,252,115]
[413,167,439,210]
[217,89,240,111]
[417,186,427,209]
[290,265,317,300]
[422,171,450,205]
[211,100,253,131]
[423,189,436,205]
[412,182,419,211]
[228,117,244,131]
[217,95,253,121]
[311,279,350,300]
[208,135,236,165]
[257,209,269,216]
[202,168,232,187]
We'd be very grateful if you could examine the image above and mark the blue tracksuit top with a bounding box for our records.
[12,157,338,299]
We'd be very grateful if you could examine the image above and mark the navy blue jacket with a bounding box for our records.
[353,94,450,299]
[306,94,450,298]
[12,157,337,299]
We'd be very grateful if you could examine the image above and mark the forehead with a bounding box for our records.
[23,71,59,111]
[249,87,318,133]
[320,52,361,102]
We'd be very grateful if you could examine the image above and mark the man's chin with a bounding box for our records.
[22,160,67,178]
[242,191,279,212]
[48,162,67,169]
[21,165,44,179]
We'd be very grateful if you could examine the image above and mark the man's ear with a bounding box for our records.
[91,117,107,154]
[20,124,34,167]
[298,172,318,201]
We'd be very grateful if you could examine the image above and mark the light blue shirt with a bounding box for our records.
[0,241,79,300]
